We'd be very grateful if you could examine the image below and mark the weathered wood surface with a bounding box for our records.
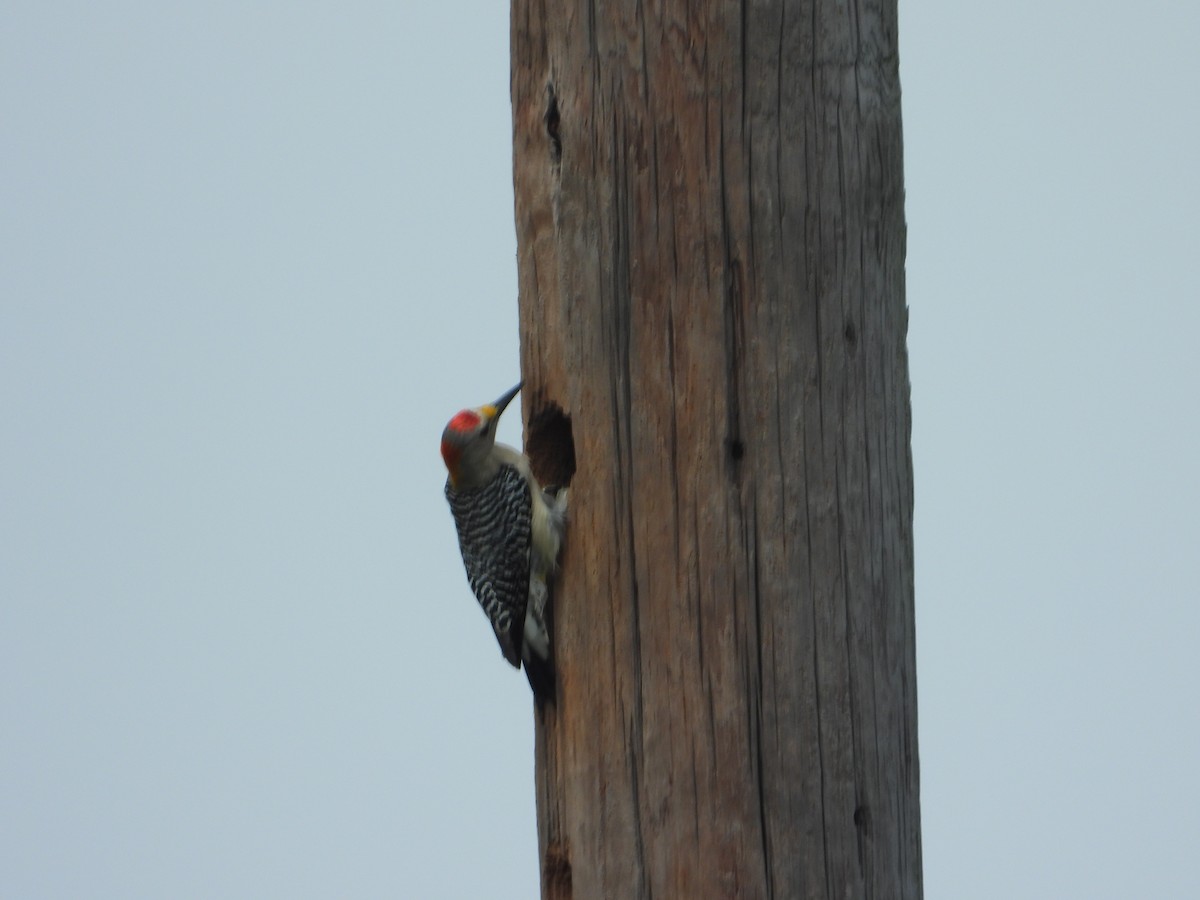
[511,2,920,898]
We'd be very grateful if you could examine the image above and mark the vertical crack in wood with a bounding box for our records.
[724,254,746,476]
[545,84,562,166]
[610,93,650,900]
[749,495,776,898]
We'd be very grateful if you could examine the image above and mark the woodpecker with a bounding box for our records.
[440,381,567,702]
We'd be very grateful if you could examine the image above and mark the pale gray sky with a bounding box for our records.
[2,2,1197,898]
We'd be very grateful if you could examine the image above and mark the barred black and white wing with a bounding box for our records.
[445,464,532,667]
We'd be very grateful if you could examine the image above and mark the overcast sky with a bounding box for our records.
[3,2,1198,898]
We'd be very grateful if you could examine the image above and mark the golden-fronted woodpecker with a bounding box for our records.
[440,382,567,702]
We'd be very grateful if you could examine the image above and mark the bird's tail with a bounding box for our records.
[522,574,555,705]
[522,643,555,706]
[526,485,567,706]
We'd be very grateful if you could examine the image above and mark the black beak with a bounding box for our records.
[492,381,523,419]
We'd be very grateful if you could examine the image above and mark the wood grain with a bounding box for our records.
[512,2,920,897]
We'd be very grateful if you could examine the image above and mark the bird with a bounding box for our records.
[440,381,567,702]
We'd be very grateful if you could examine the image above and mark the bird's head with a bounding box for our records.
[440,381,522,488]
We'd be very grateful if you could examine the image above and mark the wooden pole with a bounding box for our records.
[512,2,920,897]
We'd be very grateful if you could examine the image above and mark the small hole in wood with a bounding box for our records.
[844,319,858,353]
[544,87,562,164]
[728,438,745,461]
[527,404,575,490]
[854,805,870,831]
[543,839,573,899]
